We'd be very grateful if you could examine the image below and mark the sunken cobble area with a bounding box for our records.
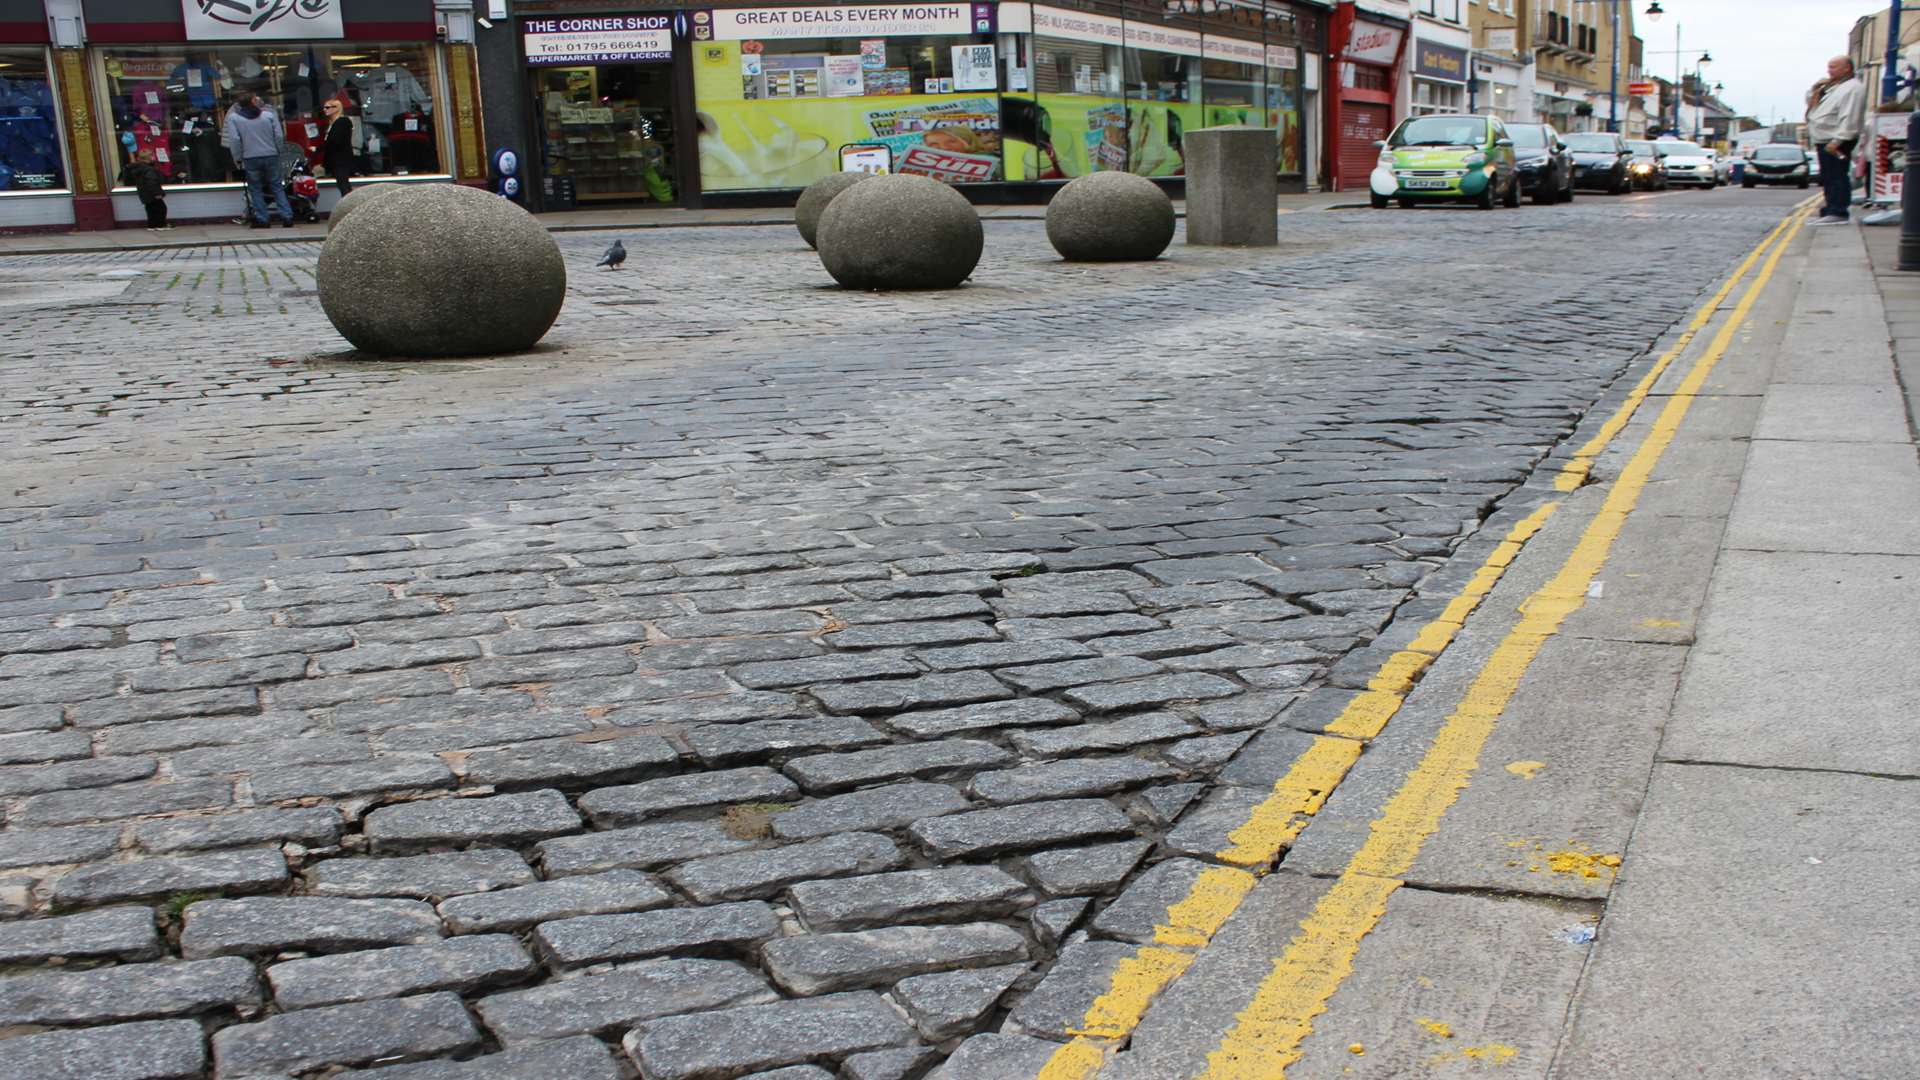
[0,197,1792,1079]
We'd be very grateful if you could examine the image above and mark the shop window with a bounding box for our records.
[101,44,439,188]
[0,47,65,193]
[533,65,676,204]
[1010,35,1121,178]
[1266,61,1302,176]
[695,35,1001,192]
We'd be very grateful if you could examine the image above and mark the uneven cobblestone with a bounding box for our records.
[0,201,1792,1074]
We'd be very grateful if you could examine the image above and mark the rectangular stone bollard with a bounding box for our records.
[1184,126,1278,247]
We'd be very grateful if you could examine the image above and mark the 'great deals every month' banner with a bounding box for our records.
[697,4,987,40]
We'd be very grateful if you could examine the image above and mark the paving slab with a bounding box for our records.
[1661,550,1920,775]
[1555,764,1920,1080]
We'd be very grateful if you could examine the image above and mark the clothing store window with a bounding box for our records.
[0,48,66,192]
[100,44,439,187]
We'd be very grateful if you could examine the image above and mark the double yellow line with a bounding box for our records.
[1036,200,1815,1080]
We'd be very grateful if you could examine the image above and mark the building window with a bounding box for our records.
[0,47,66,193]
[101,44,440,188]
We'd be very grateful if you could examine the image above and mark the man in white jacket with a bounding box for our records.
[1806,56,1867,224]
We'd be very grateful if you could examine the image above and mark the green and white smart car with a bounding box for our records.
[1370,113,1521,210]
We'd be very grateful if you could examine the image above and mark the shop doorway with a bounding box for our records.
[531,63,680,206]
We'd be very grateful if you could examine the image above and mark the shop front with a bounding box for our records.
[1326,1,1403,191]
[0,0,72,228]
[505,0,1321,209]
[0,0,489,232]
[1409,36,1463,117]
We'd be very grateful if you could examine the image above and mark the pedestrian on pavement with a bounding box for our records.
[224,93,295,229]
[1806,56,1867,225]
[317,95,355,197]
[117,150,169,231]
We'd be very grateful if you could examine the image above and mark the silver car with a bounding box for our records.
[1656,140,1718,188]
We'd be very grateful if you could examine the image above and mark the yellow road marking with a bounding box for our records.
[1555,206,1802,492]
[1030,206,1806,1080]
[1196,204,1811,1079]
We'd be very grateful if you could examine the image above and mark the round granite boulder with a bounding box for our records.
[816,173,983,290]
[795,172,870,249]
[326,182,406,232]
[1045,171,1176,261]
[317,184,566,357]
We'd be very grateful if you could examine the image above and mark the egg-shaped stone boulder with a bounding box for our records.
[815,173,983,291]
[795,171,870,249]
[325,181,406,232]
[317,184,566,357]
[1044,171,1177,261]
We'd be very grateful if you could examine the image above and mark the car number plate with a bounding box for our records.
[1404,178,1450,189]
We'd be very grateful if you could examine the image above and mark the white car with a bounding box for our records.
[1656,140,1718,188]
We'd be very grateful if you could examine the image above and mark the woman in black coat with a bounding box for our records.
[319,96,354,195]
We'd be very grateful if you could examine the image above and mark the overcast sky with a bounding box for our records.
[1636,1,1874,126]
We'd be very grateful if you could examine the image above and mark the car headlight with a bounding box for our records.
[1464,153,1487,168]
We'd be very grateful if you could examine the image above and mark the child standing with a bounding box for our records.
[118,150,169,230]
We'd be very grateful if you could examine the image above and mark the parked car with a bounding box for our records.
[1743,143,1813,188]
[1656,140,1718,187]
[1625,140,1670,190]
[1506,123,1574,204]
[1560,132,1634,193]
[1369,113,1521,210]
[1704,149,1730,186]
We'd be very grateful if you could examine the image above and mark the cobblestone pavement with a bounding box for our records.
[0,189,1802,1080]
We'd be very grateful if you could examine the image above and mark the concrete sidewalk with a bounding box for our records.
[0,189,1356,258]
[1079,210,1920,1079]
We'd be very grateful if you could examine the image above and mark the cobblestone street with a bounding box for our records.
[0,190,1807,1079]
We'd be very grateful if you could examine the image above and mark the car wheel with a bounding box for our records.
[1798,180,1810,189]
[1742,178,1755,189]
[1371,192,1389,209]
[1532,184,1554,205]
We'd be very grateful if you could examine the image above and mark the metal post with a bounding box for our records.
[1673,24,1681,137]
[1901,110,1920,270]
[1608,1,1620,133]
[1884,0,1905,107]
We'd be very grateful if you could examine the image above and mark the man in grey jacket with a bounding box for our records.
[224,94,294,228]
[1806,56,1867,225]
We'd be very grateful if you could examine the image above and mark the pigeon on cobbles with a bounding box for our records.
[596,239,627,270]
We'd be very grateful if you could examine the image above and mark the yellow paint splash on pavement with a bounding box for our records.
[1504,760,1546,779]
[1417,1018,1456,1039]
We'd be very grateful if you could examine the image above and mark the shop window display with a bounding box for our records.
[533,64,677,204]
[0,48,65,192]
[694,35,1002,191]
[102,44,439,187]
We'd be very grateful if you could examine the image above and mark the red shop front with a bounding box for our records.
[1325,3,1404,192]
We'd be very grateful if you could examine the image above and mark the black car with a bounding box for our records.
[1625,139,1670,190]
[1561,132,1634,193]
[1507,123,1574,204]
[1742,143,1813,189]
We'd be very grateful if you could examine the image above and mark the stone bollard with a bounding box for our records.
[326,182,406,232]
[795,172,870,250]
[1184,126,1277,247]
[815,174,983,290]
[317,184,566,357]
[1045,172,1176,261]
